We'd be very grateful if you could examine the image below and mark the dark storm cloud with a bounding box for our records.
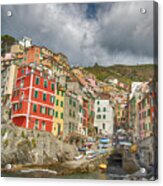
[1,2,154,66]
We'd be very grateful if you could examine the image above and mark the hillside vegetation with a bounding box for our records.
[84,64,157,85]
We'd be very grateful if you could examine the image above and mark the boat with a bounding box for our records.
[99,163,107,169]
[85,150,97,159]
[99,138,110,143]
[74,154,84,160]
[86,154,97,159]
[78,147,87,152]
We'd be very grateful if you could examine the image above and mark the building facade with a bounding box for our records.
[94,98,114,136]
[11,64,55,132]
[53,85,65,138]
[63,91,80,138]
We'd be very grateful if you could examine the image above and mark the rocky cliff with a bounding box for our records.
[1,122,78,168]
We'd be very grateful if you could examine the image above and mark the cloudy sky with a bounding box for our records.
[1,1,154,67]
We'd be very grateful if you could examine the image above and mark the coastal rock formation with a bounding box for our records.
[1,122,78,167]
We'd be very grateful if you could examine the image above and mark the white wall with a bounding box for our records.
[94,99,114,136]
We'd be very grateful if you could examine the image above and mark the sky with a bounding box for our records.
[1,1,154,67]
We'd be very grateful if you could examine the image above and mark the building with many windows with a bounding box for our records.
[53,84,65,138]
[93,95,114,137]
[11,64,55,132]
[63,91,79,138]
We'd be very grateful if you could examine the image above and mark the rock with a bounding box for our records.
[87,164,95,172]
[1,123,78,167]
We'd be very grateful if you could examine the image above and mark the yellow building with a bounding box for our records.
[53,86,65,138]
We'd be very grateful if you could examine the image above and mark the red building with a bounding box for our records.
[22,46,41,65]
[11,64,55,132]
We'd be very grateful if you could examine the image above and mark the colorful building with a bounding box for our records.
[11,64,55,132]
[53,84,65,138]
[138,93,151,139]
[22,45,41,65]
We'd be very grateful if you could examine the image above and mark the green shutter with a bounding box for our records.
[61,91,64,96]
[56,99,59,106]
[44,80,48,88]
[33,104,37,112]
[43,93,46,101]
[36,77,40,85]
[40,106,42,113]
[73,101,76,107]
[51,83,55,91]
[34,90,38,98]
[60,113,63,119]
[60,101,63,107]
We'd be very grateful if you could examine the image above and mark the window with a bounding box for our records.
[35,77,40,85]
[34,90,38,98]
[151,99,154,106]
[73,101,76,107]
[19,102,22,109]
[148,109,150,116]
[103,107,106,112]
[55,111,58,118]
[96,115,101,119]
[73,111,75,118]
[48,108,51,116]
[43,93,47,101]
[20,79,24,88]
[47,108,53,116]
[61,91,64,97]
[22,69,25,74]
[97,101,100,105]
[40,106,46,114]
[97,107,100,112]
[102,123,105,130]
[40,106,43,113]
[44,80,48,88]
[43,107,46,114]
[13,103,18,111]
[33,104,37,112]
[57,90,60,95]
[51,83,55,91]
[69,122,71,132]
[42,121,46,130]
[34,120,39,129]
[50,96,55,103]
[103,115,106,119]
[60,101,64,107]
[60,112,64,119]
[79,106,82,113]
[56,99,59,106]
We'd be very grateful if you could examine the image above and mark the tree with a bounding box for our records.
[1,35,17,56]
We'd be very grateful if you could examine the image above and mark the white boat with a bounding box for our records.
[74,154,83,160]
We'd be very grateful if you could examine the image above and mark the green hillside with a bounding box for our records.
[84,64,157,85]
